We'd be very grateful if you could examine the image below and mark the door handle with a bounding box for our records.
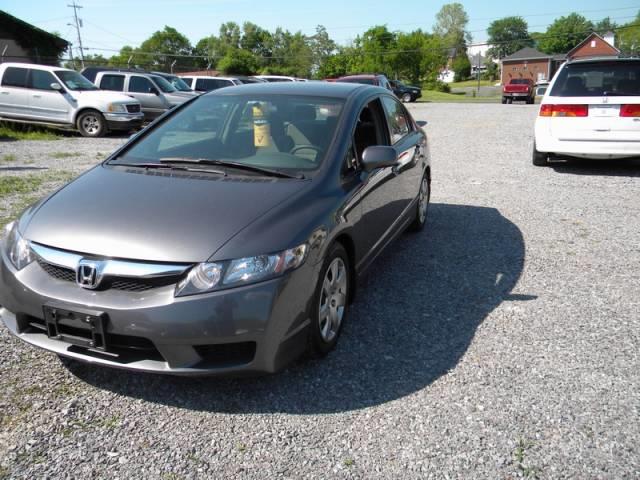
[0,91,9,95]
[33,94,41,98]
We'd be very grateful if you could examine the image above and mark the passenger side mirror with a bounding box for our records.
[50,82,63,92]
[416,120,428,127]
[361,146,398,172]
[150,87,160,95]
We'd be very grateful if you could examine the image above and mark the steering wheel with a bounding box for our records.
[290,144,323,157]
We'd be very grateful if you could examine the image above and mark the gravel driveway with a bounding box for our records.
[1,104,639,479]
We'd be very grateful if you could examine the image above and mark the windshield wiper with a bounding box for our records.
[108,161,226,176]
[159,158,305,179]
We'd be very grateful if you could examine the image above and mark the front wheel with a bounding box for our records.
[77,110,107,137]
[309,243,350,356]
[409,172,430,232]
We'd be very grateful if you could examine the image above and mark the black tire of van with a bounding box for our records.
[532,142,549,166]
[77,110,108,137]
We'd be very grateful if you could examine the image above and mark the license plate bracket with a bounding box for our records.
[43,304,108,351]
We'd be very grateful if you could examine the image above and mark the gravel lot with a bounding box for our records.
[1,104,639,479]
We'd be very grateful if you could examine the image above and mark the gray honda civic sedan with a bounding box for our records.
[0,82,431,375]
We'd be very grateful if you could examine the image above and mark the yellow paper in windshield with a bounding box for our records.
[253,104,271,147]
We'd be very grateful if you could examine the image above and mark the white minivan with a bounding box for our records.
[533,57,640,165]
[0,62,144,137]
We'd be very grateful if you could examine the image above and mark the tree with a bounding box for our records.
[217,49,258,75]
[538,13,594,54]
[309,25,336,76]
[594,17,618,35]
[433,3,471,54]
[452,55,471,82]
[393,30,447,84]
[617,12,640,55]
[138,26,194,71]
[487,16,534,59]
[353,25,396,75]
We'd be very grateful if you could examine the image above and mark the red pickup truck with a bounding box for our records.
[502,78,535,104]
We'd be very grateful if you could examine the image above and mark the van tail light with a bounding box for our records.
[539,104,589,117]
[620,105,640,117]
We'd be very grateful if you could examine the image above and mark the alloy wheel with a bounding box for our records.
[81,114,101,135]
[418,176,429,224]
[318,257,348,343]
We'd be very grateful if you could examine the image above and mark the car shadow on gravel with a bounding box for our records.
[550,157,640,177]
[64,203,526,414]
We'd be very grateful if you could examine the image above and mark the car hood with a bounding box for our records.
[71,89,139,104]
[164,92,192,103]
[23,165,307,263]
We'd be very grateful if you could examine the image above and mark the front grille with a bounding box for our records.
[126,104,141,113]
[37,258,75,282]
[36,258,181,292]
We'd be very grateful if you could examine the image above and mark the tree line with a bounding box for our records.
[75,3,640,85]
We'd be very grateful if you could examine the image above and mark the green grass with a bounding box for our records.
[51,152,81,159]
[0,154,17,164]
[0,175,45,197]
[418,90,501,103]
[0,122,61,141]
[450,79,496,88]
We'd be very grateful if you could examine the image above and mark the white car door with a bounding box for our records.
[0,66,31,118]
[27,69,71,123]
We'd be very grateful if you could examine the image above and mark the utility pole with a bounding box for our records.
[477,51,481,94]
[68,1,85,68]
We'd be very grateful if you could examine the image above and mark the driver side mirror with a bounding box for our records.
[361,146,397,172]
[50,82,63,92]
[416,120,428,127]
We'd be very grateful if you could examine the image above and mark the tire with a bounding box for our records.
[409,171,430,232]
[502,97,507,104]
[77,110,107,137]
[532,142,548,166]
[507,98,513,104]
[527,96,535,104]
[309,243,350,357]
[401,93,412,103]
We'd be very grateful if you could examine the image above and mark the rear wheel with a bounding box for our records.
[401,93,412,103]
[309,243,350,356]
[532,142,549,166]
[77,110,107,137]
[502,97,507,104]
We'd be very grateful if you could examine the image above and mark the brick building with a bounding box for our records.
[500,32,619,85]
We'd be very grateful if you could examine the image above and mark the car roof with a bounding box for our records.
[1,62,68,72]
[566,56,640,65]
[338,74,379,79]
[204,81,377,99]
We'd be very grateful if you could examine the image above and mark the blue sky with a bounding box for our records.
[3,0,639,55]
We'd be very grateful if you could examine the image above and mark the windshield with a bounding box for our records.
[113,94,344,174]
[150,75,177,93]
[55,70,98,91]
[166,75,192,91]
[550,61,640,97]
[510,79,530,85]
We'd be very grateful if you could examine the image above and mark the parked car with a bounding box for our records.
[233,76,268,84]
[535,81,549,97]
[533,57,640,166]
[0,82,431,375]
[255,75,307,82]
[502,78,535,104]
[389,80,422,103]
[179,76,241,92]
[335,74,393,91]
[0,63,143,137]
[91,70,192,121]
[150,71,197,94]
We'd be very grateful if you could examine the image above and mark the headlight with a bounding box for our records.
[3,221,34,270]
[106,103,127,113]
[175,244,307,297]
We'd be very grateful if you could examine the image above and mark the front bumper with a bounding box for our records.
[0,246,317,375]
[103,112,144,131]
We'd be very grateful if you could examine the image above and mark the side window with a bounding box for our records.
[29,70,56,90]
[181,77,193,87]
[100,74,125,91]
[129,76,154,93]
[195,78,214,91]
[381,96,411,144]
[343,143,359,175]
[1,67,28,88]
[353,99,387,163]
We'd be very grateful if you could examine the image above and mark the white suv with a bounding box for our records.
[533,58,640,165]
[0,63,144,137]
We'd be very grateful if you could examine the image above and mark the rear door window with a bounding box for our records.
[129,76,155,93]
[100,74,125,91]
[1,67,28,88]
[550,61,640,97]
